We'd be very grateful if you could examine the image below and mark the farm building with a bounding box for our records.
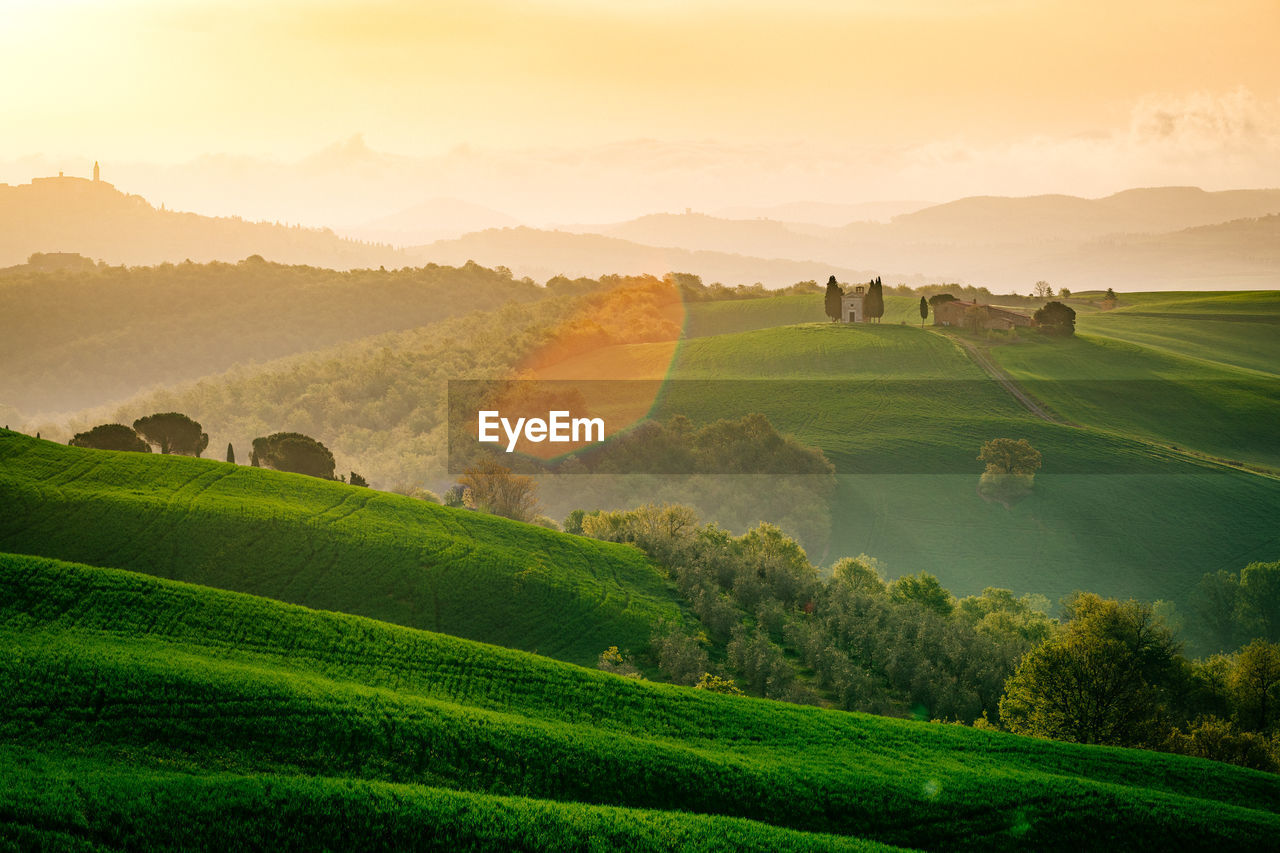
[933,300,1033,331]
[839,285,866,323]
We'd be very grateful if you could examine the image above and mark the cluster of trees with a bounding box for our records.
[576,504,1280,772]
[70,412,207,456]
[580,504,1053,721]
[451,415,838,550]
[1033,301,1077,336]
[69,411,359,484]
[1001,593,1280,770]
[520,275,684,372]
[1192,560,1280,653]
[864,277,885,322]
[557,413,834,477]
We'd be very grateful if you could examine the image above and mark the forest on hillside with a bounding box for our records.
[0,257,543,415]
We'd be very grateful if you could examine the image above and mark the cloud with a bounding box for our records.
[1127,87,1280,151]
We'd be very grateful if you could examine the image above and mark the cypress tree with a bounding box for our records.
[865,279,885,323]
[226,442,235,464]
[823,275,844,321]
[919,296,929,328]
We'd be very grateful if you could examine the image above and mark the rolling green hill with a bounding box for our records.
[3,551,1278,851]
[0,431,682,667]
[651,320,1280,603]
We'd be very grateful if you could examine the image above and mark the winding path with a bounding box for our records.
[934,328,1280,481]
[937,330,1072,425]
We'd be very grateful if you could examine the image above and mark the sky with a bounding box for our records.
[2,0,1278,225]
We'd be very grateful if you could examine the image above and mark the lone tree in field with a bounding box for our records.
[979,438,1042,476]
[999,593,1181,746]
[460,458,540,522]
[250,432,336,480]
[1033,281,1054,299]
[1033,301,1076,337]
[918,296,929,328]
[824,275,844,321]
[133,412,209,456]
[69,423,151,453]
[226,443,235,464]
[977,438,1042,503]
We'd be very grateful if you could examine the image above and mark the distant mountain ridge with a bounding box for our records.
[0,173,405,269]
[342,196,522,246]
[5,172,1278,290]
[409,226,927,288]
[875,186,1280,243]
[545,188,1280,290]
[712,199,934,226]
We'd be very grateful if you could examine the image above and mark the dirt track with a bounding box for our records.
[938,331,1071,425]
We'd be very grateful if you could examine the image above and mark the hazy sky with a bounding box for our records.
[3,0,1278,224]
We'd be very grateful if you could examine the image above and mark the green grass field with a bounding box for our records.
[645,311,1280,603]
[0,431,684,667]
[986,294,1280,471]
[3,551,1278,851]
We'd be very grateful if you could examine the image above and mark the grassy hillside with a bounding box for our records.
[1069,292,1280,377]
[0,431,682,667]
[989,334,1279,469]
[650,322,1280,602]
[986,292,1280,470]
[3,551,1278,851]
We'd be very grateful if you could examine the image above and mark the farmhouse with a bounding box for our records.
[934,300,1032,331]
[840,285,866,323]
